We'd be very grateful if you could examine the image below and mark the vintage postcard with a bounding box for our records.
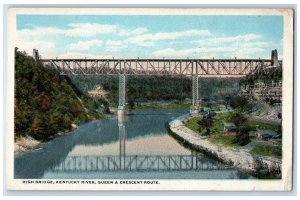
[6,7,294,191]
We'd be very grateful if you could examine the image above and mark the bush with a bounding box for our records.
[231,126,251,146]
[251,145,282,158]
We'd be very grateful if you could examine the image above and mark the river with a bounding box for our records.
[15,109,251,179]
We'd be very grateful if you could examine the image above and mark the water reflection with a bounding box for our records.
[15,109,251,179]
[50,155,231,172]
[118,117,126,169]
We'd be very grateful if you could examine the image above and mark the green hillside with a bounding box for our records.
[14,50,108,141]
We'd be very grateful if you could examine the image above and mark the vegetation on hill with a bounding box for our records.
[69,75,240,107]
[14,49,108,142]
[241,65,282,86]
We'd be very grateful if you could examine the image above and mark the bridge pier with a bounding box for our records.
[118,73,127,170]
[191,75,200,113]
[118,73,128,121]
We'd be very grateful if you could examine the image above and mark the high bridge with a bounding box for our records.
[33,49,281,114]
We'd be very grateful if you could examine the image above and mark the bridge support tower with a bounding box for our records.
[191,75,200,114]
[117,73,128,121]
[33,49,40,62]
[271,49,280,68]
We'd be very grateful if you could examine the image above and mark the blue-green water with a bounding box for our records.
[15,109,251,179]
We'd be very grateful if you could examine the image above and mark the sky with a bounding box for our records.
[16,15,283,59]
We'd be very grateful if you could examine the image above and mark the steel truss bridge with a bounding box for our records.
[49,155,232,172]
[34,49,281,111]
[40,58,275,77]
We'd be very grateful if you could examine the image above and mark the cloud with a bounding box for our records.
[15,38,56,58]
[16,23,277,59]
[127,29,211,46]
[105,40,126,52]
[68,39,103,51]
[119,27,148,36]
[66,23,117,37]
[106,40,123,46]
[46,52,116,59]
[197,34,262,45]
[131,28,148,35]
[242,41,273,48]
[17,27,65,41]
[17,23,119,39]
[16,24,148,56]
[152,46,266,59]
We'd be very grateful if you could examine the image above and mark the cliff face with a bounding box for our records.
[240,64,282,105]
[238,64,282,123]
[14,50,107,142]
[240,81,282,104]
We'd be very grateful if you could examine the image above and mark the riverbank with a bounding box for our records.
[14,137,41,156]
[168,114,282,178]
[14,122,84,156]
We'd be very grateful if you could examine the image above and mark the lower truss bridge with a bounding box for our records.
[49,155,233,172]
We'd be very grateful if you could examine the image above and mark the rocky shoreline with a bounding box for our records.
[168,114,282,177]
[14,123,80,156]
[14,136,42,156]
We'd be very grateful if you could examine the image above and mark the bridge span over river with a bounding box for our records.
[33,49,281,114]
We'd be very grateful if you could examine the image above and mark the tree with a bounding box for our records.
[71,100,83,116]
[38,93,52,111]
[198,117,214,135]
[229,96,252,111]
[31,113,49,140]
[232,126,251,146]
[228,112,247,127]
[128,99,135,109]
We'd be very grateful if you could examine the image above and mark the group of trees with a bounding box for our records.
[14,50,108,141]
[197,111,251,146]
[70,76,240,107]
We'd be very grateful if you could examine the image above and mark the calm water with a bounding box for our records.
[15,109,251,179]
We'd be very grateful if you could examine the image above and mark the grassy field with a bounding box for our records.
[251,145,282,158]
[211,112,231,134]
[184,112,233,139]
[184,117,206,135]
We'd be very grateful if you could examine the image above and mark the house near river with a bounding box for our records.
[256,129,281,140]
[223,122,237,135]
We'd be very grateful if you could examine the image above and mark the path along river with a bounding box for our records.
[15,109,252,179]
